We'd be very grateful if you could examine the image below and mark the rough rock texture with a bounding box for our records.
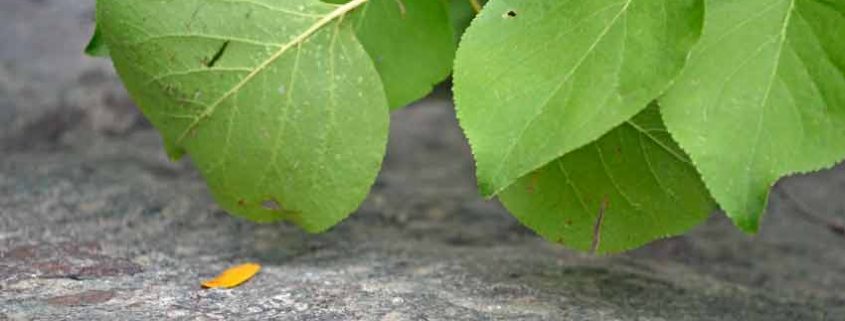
[1,1,844,320]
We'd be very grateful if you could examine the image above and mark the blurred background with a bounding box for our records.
[1,1,843,320]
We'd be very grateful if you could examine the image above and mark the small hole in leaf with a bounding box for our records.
[262,199,282,211]
[504,10,517,18]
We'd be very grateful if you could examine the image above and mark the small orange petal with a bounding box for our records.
[201,263,261,289]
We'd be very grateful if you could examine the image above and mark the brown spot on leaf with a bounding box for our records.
[527,173,540,194]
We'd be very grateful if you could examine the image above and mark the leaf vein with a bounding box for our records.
[491,0,633,193]
[175,0,370,144]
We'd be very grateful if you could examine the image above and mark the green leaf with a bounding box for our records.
[660,0,845,232]
[454,0,704,197]
[327,0,456,108]
[95,0,455,109]
[85,26,109,57]
[499,104,714,253]
[96,0,389,232]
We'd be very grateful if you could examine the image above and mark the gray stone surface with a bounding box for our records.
[1,1,844,320]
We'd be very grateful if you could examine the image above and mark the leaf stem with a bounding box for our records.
[469,0,482,13]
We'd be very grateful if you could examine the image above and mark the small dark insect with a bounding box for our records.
[205,40,230,68]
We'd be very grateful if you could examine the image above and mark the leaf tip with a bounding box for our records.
[730,214,761,235]
[477,180,497,199]
[162,139,186,161]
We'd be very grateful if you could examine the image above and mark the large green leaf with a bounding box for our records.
[97,0,389,232]
[660,0,845,232]
[454,0,704,197]
[325,0,456,108]
[499,105,714,253]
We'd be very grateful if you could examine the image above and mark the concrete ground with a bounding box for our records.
[1,1,844,320]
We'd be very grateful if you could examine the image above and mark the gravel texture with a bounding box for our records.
[1,1,844,320]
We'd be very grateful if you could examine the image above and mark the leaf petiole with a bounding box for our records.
[469,0,482,13]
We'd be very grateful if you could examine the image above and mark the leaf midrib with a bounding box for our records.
[735,0,795,219]
[624,120,689,164]
[176,0,370,143]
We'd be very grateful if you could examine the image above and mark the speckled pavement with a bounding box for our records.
[1,1,844,320]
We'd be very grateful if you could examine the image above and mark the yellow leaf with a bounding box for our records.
[201,263,261,289]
